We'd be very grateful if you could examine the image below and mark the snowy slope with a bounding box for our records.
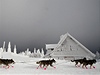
[0,52,100,75]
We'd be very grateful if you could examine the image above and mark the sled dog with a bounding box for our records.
[71,57,86,67]
[36,59,56,70]
[0,59,15,69]
[82,59,96,69]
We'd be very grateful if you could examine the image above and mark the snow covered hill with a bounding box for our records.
[0,52,100,75]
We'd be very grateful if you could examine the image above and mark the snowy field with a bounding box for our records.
[0,52,100,75]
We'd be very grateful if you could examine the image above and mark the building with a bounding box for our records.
[44,33,96,60]
[46,44,57,54]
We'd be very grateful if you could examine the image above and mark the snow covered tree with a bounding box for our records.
[34,48,36,54]
[14,45,17,54]
[7,42,11,53]
[36,49,41,58]
[41,48,44,58]
[37,49,40,54]
[24,48,32,56]
[21,52,25,56]
[0,47,3,58]
[3,41,6,52]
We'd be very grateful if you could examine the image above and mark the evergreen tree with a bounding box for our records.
[14,45,17,54]
[7,42,11,53]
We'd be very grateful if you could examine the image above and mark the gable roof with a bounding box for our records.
[44,33,95,58]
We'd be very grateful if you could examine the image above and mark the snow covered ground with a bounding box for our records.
[0,52,100,75]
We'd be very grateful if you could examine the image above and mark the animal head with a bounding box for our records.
[51,59,56,63]
[12,59,15,64]
[93,59,96,63]
[83,57,86,60]
[9,59,15,64]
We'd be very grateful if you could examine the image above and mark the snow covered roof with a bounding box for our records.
[44,32,96,58]
[46,44,57,50]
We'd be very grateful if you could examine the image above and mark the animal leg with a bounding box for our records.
[5,65,10,69]
[91,65,95,69]
[2,66,6,68]
[37,63,43,69]
[90,64,95,69]
[37,65,40,69]
[75,62,78,67]
[44,65,48,70]
[50,64,56,69]
[85,65,88,69]
[82,65,84,69]
[78,63,81,67]
[90,65,92,69]
[40,65,42,68]
[10,65,14,68]
[93,66,95,68]
[44,68,46,70]
[42,64,45,69]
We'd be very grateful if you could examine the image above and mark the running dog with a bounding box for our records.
[71,57,86,67]
[36,59,56,70]
[0,59,15,69]
[82,59,96,69]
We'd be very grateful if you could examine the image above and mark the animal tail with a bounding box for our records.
[71,60,74,62]
[36,61,40,64]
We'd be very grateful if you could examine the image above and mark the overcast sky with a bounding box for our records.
[0,0,100,53]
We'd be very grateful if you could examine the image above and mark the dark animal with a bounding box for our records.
[36,59,56,70]
[82,59,96,69]
[0,59,15,69]
[71,57,86,67]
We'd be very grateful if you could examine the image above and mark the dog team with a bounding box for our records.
[71,57,96,69]
[0,57,96,70]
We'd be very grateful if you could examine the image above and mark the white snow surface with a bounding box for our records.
[0,52,100,75]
